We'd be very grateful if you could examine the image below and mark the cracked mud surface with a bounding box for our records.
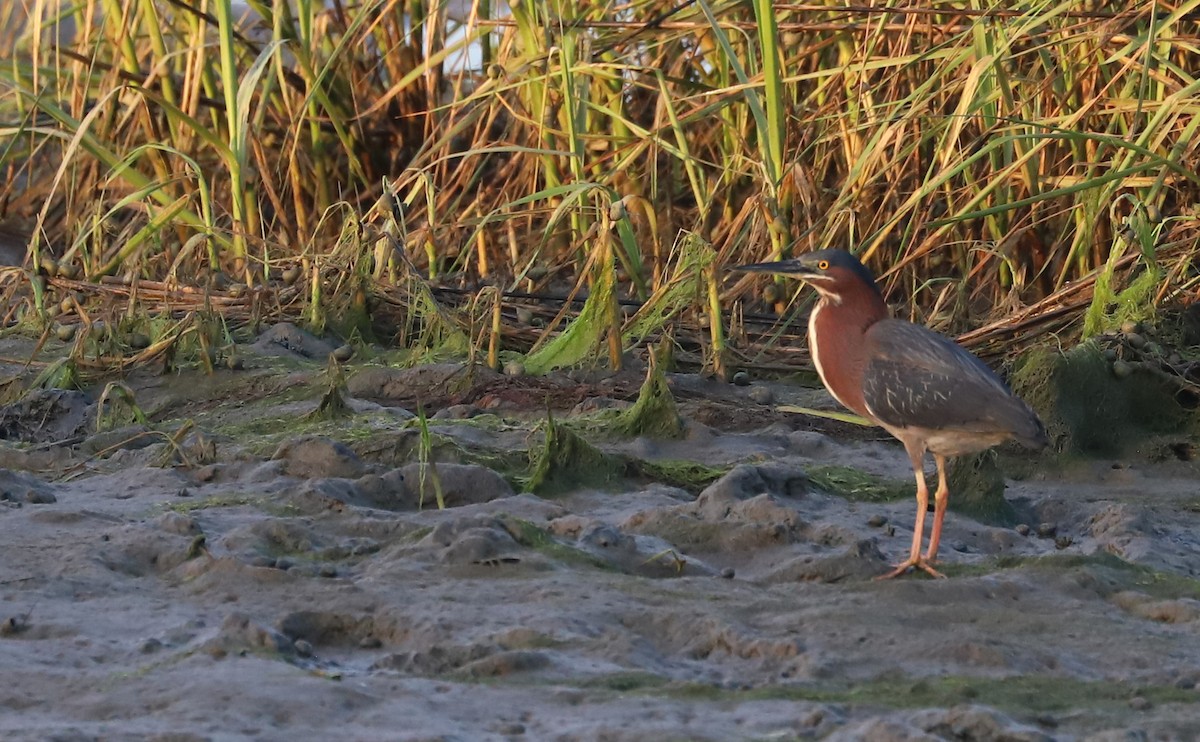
[3,329,1200,741]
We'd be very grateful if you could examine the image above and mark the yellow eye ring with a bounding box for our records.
[817,260,830,270]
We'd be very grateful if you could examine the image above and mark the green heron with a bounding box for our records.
[735,249,1047,579]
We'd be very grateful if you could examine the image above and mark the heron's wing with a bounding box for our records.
[861,319,1030,434]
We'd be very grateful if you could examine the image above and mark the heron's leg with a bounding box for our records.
[924,455,951,562]
[877,445,943,580]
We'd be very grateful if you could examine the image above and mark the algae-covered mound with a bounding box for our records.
[610,359,683,439]
[527,413,623,496]
[1011,341,1196,455]
[946,450,1016,526]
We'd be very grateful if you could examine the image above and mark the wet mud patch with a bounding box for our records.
[3,340,1200,739]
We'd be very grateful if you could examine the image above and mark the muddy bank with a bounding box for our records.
[2,328,1200,741]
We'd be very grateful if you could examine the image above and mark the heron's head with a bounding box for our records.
[732,249,881,303]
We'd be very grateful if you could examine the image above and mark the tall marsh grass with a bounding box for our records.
[2,0,1199,363]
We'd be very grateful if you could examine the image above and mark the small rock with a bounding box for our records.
[318,564,338,578]
[1125,331,1146,349]
[732,371,750,386]
[432,404,482,420]
[293,639,314,657]
[273,436,365,479]
[867,514,888,528]
[748,386,774,405]
[1111,359,1133,379]
[1036,522,1057,538]
[515,308,534,324]
[359,636,382,649]
[1120,320,1140,335]
[332,344,354,362]
[193,464,218,482]
[503,360,525,377]
[1055,535,1073,550]
[0,616,26,636]
[140,638,163,654]
[252,322,335,359]
[55,324,76,342]
[720,567,736,579]
[1015,523,1031,536]
[275,558,295,571]
[1129,696,1152,711]
[23,489,56,504]
[493,723,526,735]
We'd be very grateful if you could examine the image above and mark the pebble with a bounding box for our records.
[720,567,736,579]
[359,636,382,649]
[318,564,338,578]
[1125,332,1146,349]
[867,514,888,528]
[332,344,354,362]
[55,324,76,342]
[293,639,313,657]
[194,465,218,483]
[1055,535,1073,550]
[126,332,151,350]
[515,308,534,324]
[494,723,526,735]
[748,386,774,405]
[1111,359,1133,379]
[1036,522,1057,538]
[1015,524,1031,536]
[503,360,526,377]
[732,371,750,386]
[0,616,26,636]
[24,490,57,504]
[1120,320,1140,335]
[140,638,163,654]
[275,558,295,571]
[1129,696,1152,711]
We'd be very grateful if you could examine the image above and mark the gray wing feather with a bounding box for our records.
[861,319,1036,437]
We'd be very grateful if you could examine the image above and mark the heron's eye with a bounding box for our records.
[817,260,830,270]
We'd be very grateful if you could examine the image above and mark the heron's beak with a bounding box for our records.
[730,258,816,277]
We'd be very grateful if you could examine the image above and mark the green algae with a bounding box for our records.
[504,518,613,571]
[609,359,683,439]
[807,465,914,503]
[526,412,623,496]
[946,450,1017,526]
[629,459,727,493]
[1011,341,1196,455]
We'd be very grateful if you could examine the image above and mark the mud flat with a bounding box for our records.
[2,327,1200,741]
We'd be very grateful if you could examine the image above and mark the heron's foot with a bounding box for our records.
[876,557,945,580]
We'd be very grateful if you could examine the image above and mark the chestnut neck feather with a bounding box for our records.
[808,286,888,419]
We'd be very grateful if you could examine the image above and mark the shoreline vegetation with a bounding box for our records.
[0,2,1197,380]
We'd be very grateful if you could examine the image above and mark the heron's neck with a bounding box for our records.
[807,290,888,417]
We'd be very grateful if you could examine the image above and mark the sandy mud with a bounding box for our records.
[3,325,1200,741]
